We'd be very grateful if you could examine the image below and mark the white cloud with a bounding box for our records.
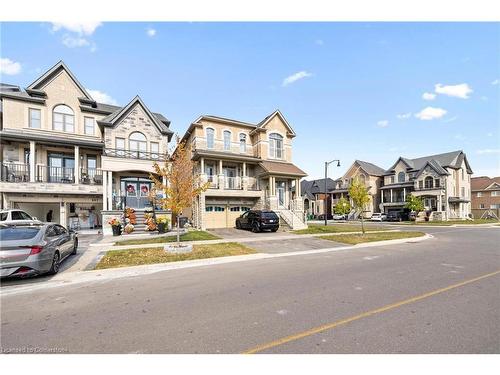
[422,92,436,100]
[146,28,157,37]
[0,58,22,75]
[397,112,412,119]
[491,79,499,85]
[476,149,500,155]
[282,71,313,87]
[315,39,324,45]
[415,107,447,121]
[86,89,118,105]
[434,83,473,99]
[377,120,389,128]
[51,22,102,36]
[62,35,90,48]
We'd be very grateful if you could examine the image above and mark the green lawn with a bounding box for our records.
[96,242,256,269]
[293,224,385,235]
[113,230,220,246]
[399,219,499,226]
[320,231,425,245]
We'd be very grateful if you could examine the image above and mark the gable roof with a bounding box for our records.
[301,178,336,195]
[97,95,173,139]
[354,160,386,176]
[385,150,472,175]
[26,60,92,100]
[471,176,500,191]
[254,110,296,137]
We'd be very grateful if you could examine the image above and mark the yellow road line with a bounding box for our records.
[243,269,500,354]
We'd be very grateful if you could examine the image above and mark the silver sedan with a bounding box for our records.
[0,223,78,278]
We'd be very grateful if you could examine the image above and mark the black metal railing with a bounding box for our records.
[1,163,30,182]
[104,148,168,161]
[80,168,103,185]
[37,165,75,183]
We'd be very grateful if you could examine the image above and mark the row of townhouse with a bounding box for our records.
[302,151,474,221]
[470,176,500,219]
[0,60,308,233]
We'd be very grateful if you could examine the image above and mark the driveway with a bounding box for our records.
[208,227,292,240]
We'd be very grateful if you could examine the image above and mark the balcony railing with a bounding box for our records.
[247,177,259,191]
[37,166,75,183]
[207,175,218,189]
[1,163,29,182]
[224,176,242,190]
[103,148,168,161]
[80,168,103,185]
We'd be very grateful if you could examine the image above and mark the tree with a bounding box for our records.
[348,177,371,234]
[150,138,210,246]
[404,194,424,222]
[334,196,351,215]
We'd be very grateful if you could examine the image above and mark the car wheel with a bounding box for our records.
[271,228,278,232]
[236,221,241,229]
[251,223,260,233]
[48,252,60,275]
[71,239,78,255]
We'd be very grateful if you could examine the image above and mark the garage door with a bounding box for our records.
[205,205,251,228]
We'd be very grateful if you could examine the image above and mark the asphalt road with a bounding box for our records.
[1,226,499,354]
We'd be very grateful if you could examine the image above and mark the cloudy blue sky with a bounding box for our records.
[1,22,498,179]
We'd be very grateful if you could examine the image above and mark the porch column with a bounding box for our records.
[74,145,80,184]
[218,159,224,190]
[29,140,36,182]
[390,189,393,203]
[102,171,108,210]
[381,190,384,203]
[59,201,67,227]
[403,187,406,202]
[243,162,247,177]
[107,171,113,210]
[200,157,204,174]
[296,178,301,196]
[242,162,247,190]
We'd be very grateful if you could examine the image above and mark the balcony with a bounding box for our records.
[224,176,242,190]
[103,148,168,161]
[80,168,103,185]
[1,163,29,182]
[207,175,218,189]
[247,177,259,191]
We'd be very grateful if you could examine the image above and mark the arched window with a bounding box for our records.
[398,171,405,183]
[53,104,74,132]
[269,133,283,159]
[223,130,231,151]
[206,128,215,149]
[358,174,366,185]
[424,176,434,189]
[239,133,247,153]
[129,132,147,158]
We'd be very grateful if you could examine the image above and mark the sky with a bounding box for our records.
[1,22,499,179]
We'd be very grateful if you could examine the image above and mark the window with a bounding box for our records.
[206,128,215,149]
[239,133,247,153]
[223,130,231,151]
[424,176,433,189]
[477,192,483,197]
[435,179,440,188]
[84,117,95,135]
[214,206,225,212]
[11,211,23,220]
[461,169,464,180]
[241,207,251,212]
[397,172,405,183]
[480,204,485,209]
[205,206,214,212]
[230,206,240,212]
[269,133,283,159]
[419,180,423,189]
[461,187,465,197]
[29,108,41,128]
[492,191,500,197]
[87,156,97,170]
[391,176,395,184]
[151,142,159,159]
[491,204,500,209]
[129,132,147,158]
[53,104,74,132]
[115,137,125,156]
[358,174,366,185]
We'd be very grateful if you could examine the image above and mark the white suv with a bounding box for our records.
[0,209,41,225]
[370,212,387,221]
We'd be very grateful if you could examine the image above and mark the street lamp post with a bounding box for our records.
[324,159,341,226]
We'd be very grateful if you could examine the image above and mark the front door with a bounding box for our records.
[224,167,236,189]
[276,181,286,208]
[121,177,152,209]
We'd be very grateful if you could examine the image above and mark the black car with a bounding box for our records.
[387,210,411,222]
[235,210,280,233]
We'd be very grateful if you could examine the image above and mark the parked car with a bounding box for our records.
[0,209,41,225]
[235,210,279,233]
[332,213,347,220]
[316,214,333,220]
[0,223,78,278]
[370,212,387,221]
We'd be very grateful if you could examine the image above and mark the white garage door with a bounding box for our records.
[205,205,251,228]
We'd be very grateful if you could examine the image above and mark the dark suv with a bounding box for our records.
[235,210,280,233]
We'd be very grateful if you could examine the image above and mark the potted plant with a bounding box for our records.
[108,218,122,236]
[156,215,170,234]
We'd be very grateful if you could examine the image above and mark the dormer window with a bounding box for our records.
[53,104,74,132]
[206,128,215,149]
[398,171,405,183]
[239,133,247,153]
[269,133,283,159]
[223,130,231,151]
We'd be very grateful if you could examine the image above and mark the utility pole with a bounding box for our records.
[324,159,341,226]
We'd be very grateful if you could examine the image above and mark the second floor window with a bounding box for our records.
[223,130,231,151]
[398,171,405,183]
[424,176,433,189]
[239,133,247,153]
[84,117,95,135]
[206,128,215,149]
[151,142,159,159]
[269,133,283,159]
[29,108,41,128]
[115,137,125,156]
[129,132,147,157]
[53,104,74,132]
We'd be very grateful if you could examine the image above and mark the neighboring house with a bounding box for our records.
[0,61,173,233]
[471,176,500,219]
[181,110,307,230]
[300,178,336,217]
[380,150,473,220]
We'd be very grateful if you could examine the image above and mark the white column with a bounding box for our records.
[60,201,67,227]
[107,171,113,210]
[29,140,36,182]
[200,157,205,173]
[390,189,393,203]
[102,171,108,211]
[74,145,80,183]
[381,190,384,203]
[243,162,247,177]
[219,159,224,190]
[403,187,406,202]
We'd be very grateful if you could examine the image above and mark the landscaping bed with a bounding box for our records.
[293,224,385,235]
[113,230,220,246]
[320,231,425,245]
[95,242,256,269]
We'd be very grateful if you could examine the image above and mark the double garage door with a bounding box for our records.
[205,204,251,228]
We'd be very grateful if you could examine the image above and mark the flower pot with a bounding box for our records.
[112,225,122,236]
[158,223,167,233]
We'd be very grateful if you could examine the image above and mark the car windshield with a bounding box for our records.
[262,212,278,219]
[0,226,41,241]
